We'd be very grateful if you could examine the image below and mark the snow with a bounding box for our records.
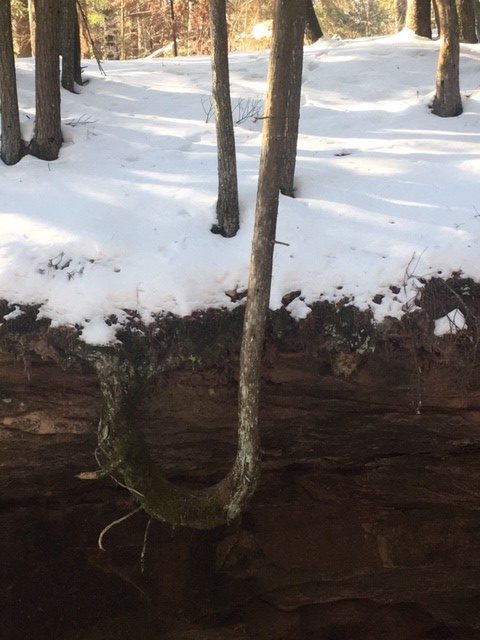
[434,308,467,336]
[2,32,480,344]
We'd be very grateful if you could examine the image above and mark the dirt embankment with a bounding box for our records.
[1,278,480,639]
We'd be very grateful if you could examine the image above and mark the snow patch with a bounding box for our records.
[434,309,467,337]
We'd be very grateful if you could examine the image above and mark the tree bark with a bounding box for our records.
[169,0,178,57]
[30,0,62,161]
[280,0,305,197]
[61,0,78,92]
[432,0,463,117]
[209,0,240,237]
[474,0,480,39]
[456,0,477,41]
[406,0,433,37]
[304,0,322,43]
[92,0,298,530]
[0,0,24,165]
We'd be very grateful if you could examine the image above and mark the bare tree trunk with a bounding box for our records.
[474,0,480,39]
[281,0,305,197]
[30,0,62,161]
[61,0,77,92]
[432,0,462,116]
[209,0,239,237]
[28,0,35,53]
[169,0,178,56]
[0,0,23,165]
[456,0,477,41]
[433,0,442,34]
[73,8,84,85]
[406,0,433,36]
[305,0,322,42]
[395,0,407,29]
[92,0,299,531]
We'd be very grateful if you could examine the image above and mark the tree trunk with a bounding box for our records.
[61,0,77,92]
[73,8,84,86]
[406,0,433,37]
[27,0,35,54]
[169,0,178,57]
[29,0,62,161]
[474,0,480,39]
[280,0,305,197]
[395,0,407,29]
[209,0,240,237]
[432,0,462,117]
[91,0,299,531]
[456,0,477,41]
[304,0,322,43]
[433,0,442,35]
[0,0,24,165]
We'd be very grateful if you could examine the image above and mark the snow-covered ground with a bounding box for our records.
[1,31,480,344]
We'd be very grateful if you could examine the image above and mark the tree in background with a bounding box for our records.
[209,0,239,237]
[0,0,23,165]
[281,0,306,196]
[405,0,432,37]
[61,0,84,92]
[305,0,323,42]
[317,0,394,38]
[456,0,477,42]
[29,0,62,160]
[93,0,305,529]
[432,0,462,116]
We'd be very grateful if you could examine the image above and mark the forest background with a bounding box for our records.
[10,0,401,60]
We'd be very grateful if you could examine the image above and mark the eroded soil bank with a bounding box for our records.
[1,278,480,639]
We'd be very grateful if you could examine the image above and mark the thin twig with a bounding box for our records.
[98,507,142,551]
[76,0,106,76]
[140,518,152,574]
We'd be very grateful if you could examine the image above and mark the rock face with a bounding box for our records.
[1,280,480,639]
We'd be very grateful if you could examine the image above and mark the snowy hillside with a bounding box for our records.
[1,31,480,344]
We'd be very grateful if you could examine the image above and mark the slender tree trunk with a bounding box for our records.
[433,0,442,35]
[474,0,480,39]
[395,0,407,29]
[432,0,462,116]
[281,0,305,197]
[30,0,62,161]
[0,0,23,165]
[92,0,299,531]
[61,0,77,92]
[406,0,433,37]
[304,0,322,42]
[73,10,83,85]
[28,0,35,53]
[169,0,178,56]
[209,0,240,237]
[456,0,477,41]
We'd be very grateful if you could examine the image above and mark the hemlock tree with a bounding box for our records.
[0,0,23,165]
[406,0,432,37]
[92,0,299,530]
[29,0,62,160]
[281,0,306,197]
[432,0,463,116]
[209,0,239,237]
